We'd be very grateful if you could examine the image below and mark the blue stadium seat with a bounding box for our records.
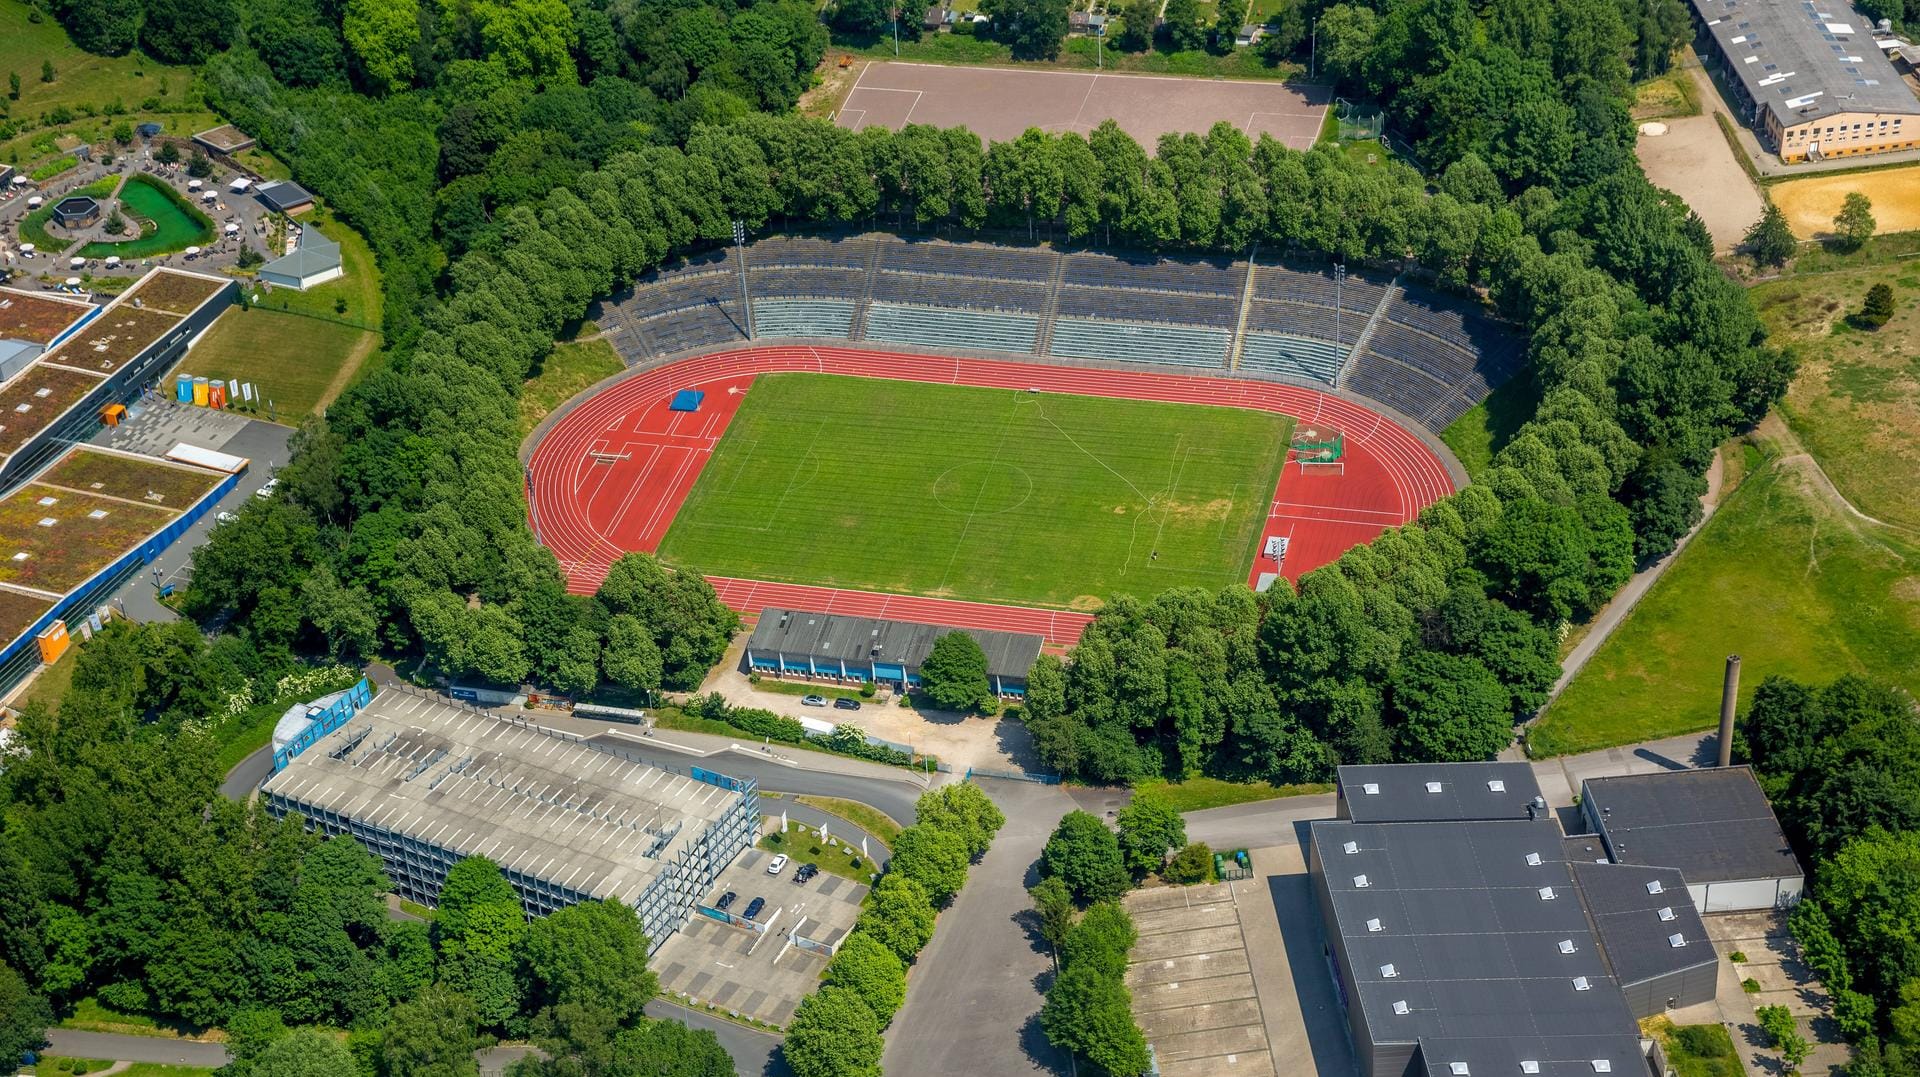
[752,299,857,339]
[863,303,1040,353]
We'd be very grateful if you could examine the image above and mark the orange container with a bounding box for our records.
[36,620,69,664]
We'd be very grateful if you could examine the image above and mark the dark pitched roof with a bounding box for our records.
[1571,862,1716,990]
[1687,0,1920,127]
[746,607,1042,680]
[1582,767,1803,884]
[1313,819,1642,1062]
[1338,762,1545,823]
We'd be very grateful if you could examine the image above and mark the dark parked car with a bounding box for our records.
[833,697,861,711]
[743,896,766,920]
[794,863,819,883]
[715,890,736,910]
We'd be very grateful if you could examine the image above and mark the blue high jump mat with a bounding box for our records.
[670,389,705,412]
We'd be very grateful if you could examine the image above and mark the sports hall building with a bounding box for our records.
[1311,763,1728,1077]
[261,689,759,947]
[1689,0,1920,161]
[744,606,1043,696]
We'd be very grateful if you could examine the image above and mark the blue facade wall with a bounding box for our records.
[0,465,239,684]
[272,678,375,771]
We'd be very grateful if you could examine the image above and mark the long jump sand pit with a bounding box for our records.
[838,61,1331,150]
[1771,164,1920,239]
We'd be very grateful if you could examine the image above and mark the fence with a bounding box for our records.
[964,765,1062,785]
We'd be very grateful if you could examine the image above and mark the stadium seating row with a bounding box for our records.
[750,267,866,299]
[749,235,873,270]
[1047,318,1230,367]
[1055,285,1238,327]
[870,271,1049,313]
[1251,264,1387,313]
[1244,299,1349,342]
[864,303,1040,354]
[878,239,1056,281]
[1342,353,1452,423]
[634,302,748,357]
[1365,321,1481,383]
[1240,333,1348,383]
[1062,252,1241,295]
[752,298,857,339]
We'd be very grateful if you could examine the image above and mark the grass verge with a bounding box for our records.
[1134,775,1333,813]
[1644,1017,1741,1077]
[1439,373,1541,478]
[791,794,904,844]
[57,996,212,1040]
[518,336,625,439]
[763,823,882,883]
[748,677,871,703]
[1528,429,1920,757]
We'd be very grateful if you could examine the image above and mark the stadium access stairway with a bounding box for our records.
[1047,318,1230,368]
[1239,333,1349,384]
[752,298,857,339]
[861,302,1040,354]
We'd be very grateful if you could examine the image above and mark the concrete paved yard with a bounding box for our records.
[1125,882,1276,1077]
[1689,911,1850,1077]
[651,846,867,1028]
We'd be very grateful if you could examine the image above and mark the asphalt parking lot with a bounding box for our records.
[651,846,867,1028]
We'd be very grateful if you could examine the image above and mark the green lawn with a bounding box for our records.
[834,28,1302,80]
[17,173,119,251]
[1754,261,1920,531]
[749,677,871,703]
[762,822,882,883]
[518,336,623,440]
[1134,775,1333,812]
[169,306,377,422]
[1527,436,1920,757]
[658,373,1291,610]
[1440,373,1541,478]
[76,173,213,259]
[0,0,192,125]
[1648,1019,1741,1077]
[792,794,904,844]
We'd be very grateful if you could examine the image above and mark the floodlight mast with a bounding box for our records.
[733,219,754,339]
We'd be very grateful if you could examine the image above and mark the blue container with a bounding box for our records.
[175,374,193,403]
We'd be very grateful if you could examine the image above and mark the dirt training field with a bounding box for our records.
[1771,164,1920,238]
[837,61,1330,150]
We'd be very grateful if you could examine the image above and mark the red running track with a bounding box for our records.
[525,346,1457,644]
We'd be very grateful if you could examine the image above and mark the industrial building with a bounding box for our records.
[1581,767,1805,912]
[1689,0,1920,162]
[1336,761,1548,822]
[261,690,760,948]
[254,180,315,215]
[1311,764,1725,1077]
[745,607,1043,696]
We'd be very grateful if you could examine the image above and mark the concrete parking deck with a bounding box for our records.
[1125,882,1277,1077]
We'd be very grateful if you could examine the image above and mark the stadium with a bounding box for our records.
[524,233,1516,643]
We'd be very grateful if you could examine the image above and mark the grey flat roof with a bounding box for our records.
[1571,862,1716,990]
[1417,1034,1648,1077]
[1314,819,1642,1064]
[1691,0,1920,125]
[1583,767,1803,884]
[747,607,1042,680]
[262,691,748,903]
[255,180,314,212]
[1337,762,1545,822]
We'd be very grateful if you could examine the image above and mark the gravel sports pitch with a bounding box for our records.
[655,373,1292,611]
[837,61,1331,150]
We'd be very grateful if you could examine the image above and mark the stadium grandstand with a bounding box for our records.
[590,233,1524,435]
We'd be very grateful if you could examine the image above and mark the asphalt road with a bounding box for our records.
[881,778,1075,1076]
[578,731,925,828]
[43,1030,230,1066]
[646,1000,790,1077]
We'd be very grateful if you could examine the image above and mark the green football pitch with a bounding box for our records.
[656,374,1293,610]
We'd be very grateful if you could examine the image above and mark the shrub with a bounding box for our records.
[859,680,876,698]
[1164,842,1214,884]
[1672,1024,1734,1058]
[1743,977,1761,993]
[1728,950,1748,963]
[1859,283,1894,329]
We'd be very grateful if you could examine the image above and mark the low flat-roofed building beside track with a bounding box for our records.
[1581,766,1805,912]
[1689,0,1920,162]
[0,269,234,492]
[745,606,1043,696]
[262,691,760,948]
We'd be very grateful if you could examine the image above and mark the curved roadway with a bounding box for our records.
[526,345,1457,643]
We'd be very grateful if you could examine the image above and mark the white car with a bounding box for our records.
[254,477,278,499]
[215,510,237,523]
[766,854,789,876]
